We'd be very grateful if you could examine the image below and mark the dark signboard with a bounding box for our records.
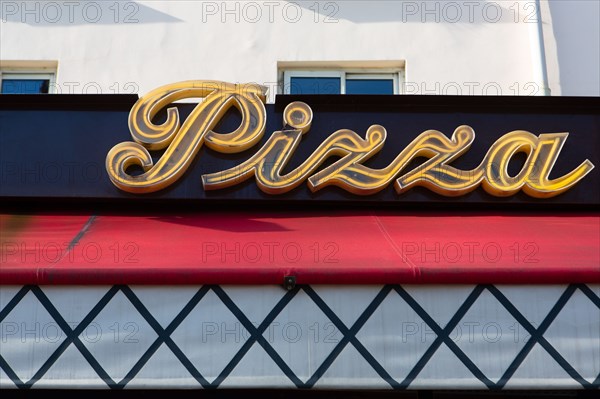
[1,82,599,208]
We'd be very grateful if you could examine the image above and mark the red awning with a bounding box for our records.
[1,212,599,285]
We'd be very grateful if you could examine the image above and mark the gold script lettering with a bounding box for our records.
[106,81,267,193]
[202,102,387,194]
[106,81,595,198]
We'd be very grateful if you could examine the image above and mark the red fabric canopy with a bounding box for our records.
[1,212,598,285]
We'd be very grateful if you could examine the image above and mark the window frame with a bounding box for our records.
[0,71,56,94]
[283,69,402,95]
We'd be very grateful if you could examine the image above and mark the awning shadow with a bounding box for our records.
[150,215,292,233]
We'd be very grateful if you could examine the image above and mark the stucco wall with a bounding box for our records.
[1,1,597,99]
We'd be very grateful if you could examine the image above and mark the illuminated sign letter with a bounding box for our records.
[106,81,267,193]
[106,81,595,199]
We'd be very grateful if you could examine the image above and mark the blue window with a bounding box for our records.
[346,78,395,95]
[285,71,399,95]
[1,79,50,94]
[0,73,54,94]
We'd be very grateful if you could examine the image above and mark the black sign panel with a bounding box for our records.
[1,94,598,208]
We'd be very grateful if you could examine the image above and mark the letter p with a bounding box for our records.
[202,242,219,263]
[202,2,219,23]
[1,2,19,22]
[1,322,19,342]
[401,242,419,263]
[1,242,18,263]
[202,322,219,343]
[402,322,419,343]
[402,2,419,22]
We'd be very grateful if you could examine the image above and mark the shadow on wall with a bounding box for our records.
[548,0,600,96]
[295,0,521,24]
[1,1,533,27]
[0,1,181,26]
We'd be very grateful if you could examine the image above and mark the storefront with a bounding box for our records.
[0,82,598,397]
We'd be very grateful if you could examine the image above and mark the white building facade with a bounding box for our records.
[1,0,599,100]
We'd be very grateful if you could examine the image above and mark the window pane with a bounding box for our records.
[1,79,49,94]
[290,77,341,95]
[346,79,394,95]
